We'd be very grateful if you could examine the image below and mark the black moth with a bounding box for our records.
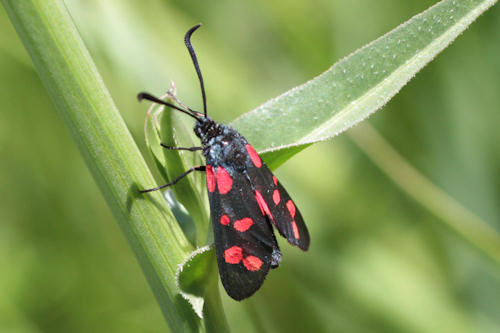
[139,24,310,301]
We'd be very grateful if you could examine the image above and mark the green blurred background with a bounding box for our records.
[1,0,499,332]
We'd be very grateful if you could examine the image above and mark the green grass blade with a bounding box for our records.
[1,1,227,331]
[232,0,497,167]
[349,123,500,265]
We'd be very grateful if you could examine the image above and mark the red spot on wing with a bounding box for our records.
[286,200,296,218]
[224,246,243,264]
[206,165,215,192]
[246,144,262,168]
[242,256,263,271]
[255,190,273,220]
[216,167,233,194]
[233,217,254,232]
[220,215,230,226]
[272,190,281,205]
[273,176,278,186]
[292,221,300,239]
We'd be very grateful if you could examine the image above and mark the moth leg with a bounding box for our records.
[140,165,206,193]
[160,143,202,151]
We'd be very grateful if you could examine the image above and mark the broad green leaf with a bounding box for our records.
[231,0,497,168]
[177,246,229,333]
[176,246,216,318]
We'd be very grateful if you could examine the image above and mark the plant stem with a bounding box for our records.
[2,0,228,331]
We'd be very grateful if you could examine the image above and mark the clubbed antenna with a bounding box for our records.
[137,92,202,121]
[184,24,207,117]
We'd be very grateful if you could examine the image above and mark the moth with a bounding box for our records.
[139,24,309,300]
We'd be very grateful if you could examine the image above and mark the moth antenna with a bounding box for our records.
[184,24,207,118]
[137,92,201,121]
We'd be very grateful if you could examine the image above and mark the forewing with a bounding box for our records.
[243,144,310,251]
[207,164,281,301]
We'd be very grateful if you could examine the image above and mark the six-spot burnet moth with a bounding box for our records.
[138,24,310,301]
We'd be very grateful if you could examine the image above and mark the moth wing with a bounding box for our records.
[243,144,310,251]
[208,165,281,301]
